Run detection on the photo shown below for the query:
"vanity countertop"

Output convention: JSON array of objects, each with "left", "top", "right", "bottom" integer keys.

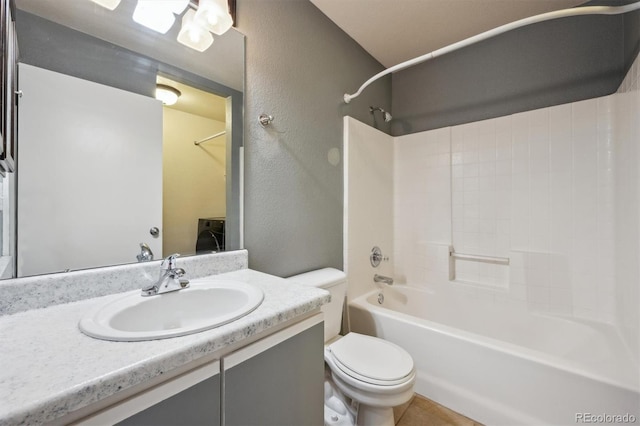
[{"left": 0, "top": 268, "right": 329, "bottom": 426}]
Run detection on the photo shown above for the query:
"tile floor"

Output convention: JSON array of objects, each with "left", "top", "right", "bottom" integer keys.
[{"left": 394, "top": 394, "right": 483, "bottom": 426}]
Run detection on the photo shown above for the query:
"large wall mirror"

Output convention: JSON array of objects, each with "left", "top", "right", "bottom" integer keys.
[{"left": 3, "top": 0, "right": 244, "bottom": 279}]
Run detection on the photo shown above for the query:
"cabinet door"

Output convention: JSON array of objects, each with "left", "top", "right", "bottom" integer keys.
[
  {"left": 117, "top": 374, "right": 220, "bottom": 426},
  {"left": 224, "top": 318, "right": 324, "bottom": 426},
  {"left": 74, "top": 361, "right": 220, "bottom": 426}
]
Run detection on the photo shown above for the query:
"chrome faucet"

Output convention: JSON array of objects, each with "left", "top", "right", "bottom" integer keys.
[
  {"left": 136, "top": 242, "right": 154, "bottom": 262},
  {"left": 374, "top": 274, "right": 394, "bottom": 286},
  {"left": 141, "top": 254, "right": 190, "bottom": 296}
]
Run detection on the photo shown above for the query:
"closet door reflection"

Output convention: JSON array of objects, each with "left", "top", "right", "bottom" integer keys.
[{"left": 17, "top": 64, "right": 162, "bottom": 277}]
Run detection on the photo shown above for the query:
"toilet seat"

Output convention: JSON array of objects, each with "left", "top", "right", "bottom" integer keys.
[{"left": 325, "top": 333, "right": 415, "bottom": 387}]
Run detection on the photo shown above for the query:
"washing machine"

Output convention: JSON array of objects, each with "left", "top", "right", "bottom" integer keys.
[{"left": 196, "top": 217, "right": 225, "bottom": 253}]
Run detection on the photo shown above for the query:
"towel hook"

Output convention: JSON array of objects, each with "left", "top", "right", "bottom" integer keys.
[{"left": 258, "top": 113, "right": 274, "bottom": 127}]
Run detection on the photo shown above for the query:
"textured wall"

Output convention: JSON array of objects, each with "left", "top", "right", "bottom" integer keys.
[
  {"left": 236, "top": 0, "right": 391, "bottom": 277},
  {"left": 391, "top": 10, "right": 638, "bottom": 135}
]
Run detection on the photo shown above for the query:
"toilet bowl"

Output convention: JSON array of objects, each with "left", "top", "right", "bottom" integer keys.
[
  {"left": 325, "top": 369, "right": 356, "bottom": 426},
  {"left": 325, "top": 333, "right": 415, "bottom": 425},
  {"left": 287, "top": 268, "right": 415, "bottom": 426}
]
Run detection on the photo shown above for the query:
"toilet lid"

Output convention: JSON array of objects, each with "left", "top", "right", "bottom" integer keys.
[{"left": 328, "top": 333, "right": 414, "bottom": 383}]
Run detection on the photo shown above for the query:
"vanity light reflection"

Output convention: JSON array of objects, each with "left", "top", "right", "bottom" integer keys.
[
  {"left": 92, "top": 0, "right": 233, "bottom": 52},
  {"left": 177, "top": 9, "right": 214, "bottom": 51}
]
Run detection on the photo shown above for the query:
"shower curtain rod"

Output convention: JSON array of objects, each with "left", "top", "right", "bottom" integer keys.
[{"left": 343, "top": 2, "right": 640, "bottom": 104}]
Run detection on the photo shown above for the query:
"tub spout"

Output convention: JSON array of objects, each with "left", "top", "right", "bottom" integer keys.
[{"left": 374, "top": 274, "right": 394, "bottom": 286}]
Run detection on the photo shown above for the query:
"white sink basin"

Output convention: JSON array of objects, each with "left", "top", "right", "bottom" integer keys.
[{"left": 79, "top": 279, "right": 264, "bottom": 341}]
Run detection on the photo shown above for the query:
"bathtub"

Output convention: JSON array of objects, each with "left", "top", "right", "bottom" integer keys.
[{"left": 348, "top": 285, "right": 639, "bottom": 425}]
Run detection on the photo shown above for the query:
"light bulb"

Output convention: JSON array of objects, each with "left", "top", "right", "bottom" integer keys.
[
  {"left": 194, "top": 0, "right": 233, "bottom": 35},
  {"left": 177, "top": 9, "right": 214, "bottom": 52},
  {"left": 206, "top": 14, "right": 219, "bottom": 27},
  {"left": 133, "top": 0, "right": 176, "bottom": 34},
  {"left": 189, "top": 29, "right": 200, "bottom": 43}
]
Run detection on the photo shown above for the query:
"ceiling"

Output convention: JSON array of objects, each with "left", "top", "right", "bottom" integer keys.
[
  {"left": 158, "top": 76, "right": 227, "bottom": 122},
  {"left": 310, "top": 0, "right": 585, "bottom": 68}
]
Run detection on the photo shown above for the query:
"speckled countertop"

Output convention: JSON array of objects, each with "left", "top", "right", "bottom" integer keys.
[{"left": 0, "top": 268, "right": 329, "bottom": 425}]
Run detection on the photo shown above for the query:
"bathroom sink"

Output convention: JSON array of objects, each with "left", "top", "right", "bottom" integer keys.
[{"left": 79, "top": 279, "right": 264, "bottom": 341}]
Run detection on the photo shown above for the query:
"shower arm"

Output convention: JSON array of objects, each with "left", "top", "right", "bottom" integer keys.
[{"left": 343, "top": 2, "right": 640, "bottom": 104}]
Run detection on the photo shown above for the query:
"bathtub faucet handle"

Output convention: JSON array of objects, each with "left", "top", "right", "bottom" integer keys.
[
  {"left": 370, "top": 246, "right": 383, "bottom": 267},
  {"left": 374, "top": 274, "right": 393, "bottom": 286}
]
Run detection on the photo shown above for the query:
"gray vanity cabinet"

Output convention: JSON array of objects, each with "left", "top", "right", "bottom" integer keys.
[
  {"left": 223, "top": 321, "right": 324, "bottom": 426},
  {"left": 92, "top": 316, "right": 324, "bottom": 426},
  {"left": 117, "top": 374, "right": 220, "bottom": 426}
]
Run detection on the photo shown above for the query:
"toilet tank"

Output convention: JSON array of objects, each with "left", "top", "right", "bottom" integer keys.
[{"left": 287, "top": 268, "right": 347, "bottom": 342}]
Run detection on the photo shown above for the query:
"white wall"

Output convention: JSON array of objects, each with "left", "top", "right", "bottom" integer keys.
[
  {"left": 344, "top": 117, "right": 394, "bottom": 300},
  {"left": 391, "top": 63, "right": 640, "bottom": 359},
  {"left": 400, "top": 98, "right": 619, "bottom": 320},
  {"left": 614, "top": 54, "right": 640, "bottom": 362},
  {"left": 394, "top": 127, "right": 450, "bottom": 286}
]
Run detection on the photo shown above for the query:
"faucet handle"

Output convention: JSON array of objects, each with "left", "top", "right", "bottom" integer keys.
[
  {"left": 161, "top": 253, "right": 180, "bottom": 270},
  {"left": 170, "top": 267, "right": 186, "bottom": 278}
]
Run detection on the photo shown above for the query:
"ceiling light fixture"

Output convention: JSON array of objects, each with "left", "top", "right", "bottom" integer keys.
[
  {"left": 90, "top": 0, "right": 121, "bottom": 10},
  {"left": 155, "top": 84, "right": 181, "bottom": 106},
  {"left": 177, "top": 9, "right": 214, "bottom": 52}
]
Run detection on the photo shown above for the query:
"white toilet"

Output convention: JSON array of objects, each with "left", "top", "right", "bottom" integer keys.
[{"left": 288, "top": 268, "right": 415, "bottom": 426}]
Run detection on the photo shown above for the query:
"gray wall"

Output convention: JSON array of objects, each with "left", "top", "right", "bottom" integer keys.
[
  {"left": 16, "top": 10, "right": 156, "bottom": 96},
  {"left": 392, "top": 9, "right": 639, "bottom": 135},
  {"left": 236, "top": 0, "right": 391, "bottom": 277}
]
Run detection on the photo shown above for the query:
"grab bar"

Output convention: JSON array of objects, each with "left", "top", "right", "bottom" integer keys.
[{"left": 449, "top": 250, "right": 509, "bottom": 265}]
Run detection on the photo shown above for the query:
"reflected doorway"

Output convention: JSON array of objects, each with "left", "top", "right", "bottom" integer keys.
[{"left": 159, "top": 76, "right": 228, "bottom": 256}]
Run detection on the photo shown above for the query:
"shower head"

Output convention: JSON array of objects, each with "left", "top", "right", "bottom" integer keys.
[{"left": 369, "top": 106, "right": 392, "bottom": 122}]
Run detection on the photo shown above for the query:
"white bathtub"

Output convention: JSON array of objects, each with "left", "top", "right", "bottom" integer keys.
[{"left": 348, "top": 285, "right": 639, "bottom": 425}]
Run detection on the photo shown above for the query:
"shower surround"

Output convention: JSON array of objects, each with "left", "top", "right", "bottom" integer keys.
[{"left": 343, "top": 56, "right": 640, "bottom": 424}]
